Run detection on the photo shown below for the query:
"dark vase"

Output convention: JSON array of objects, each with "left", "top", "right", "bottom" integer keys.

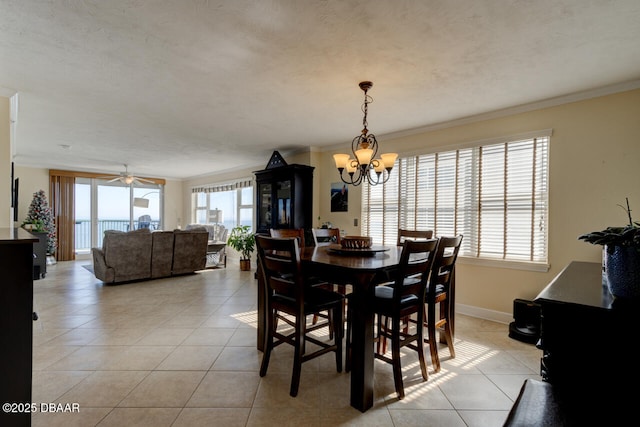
[{"left": 604, "top": 245, "right": 640, "bottom": 299}]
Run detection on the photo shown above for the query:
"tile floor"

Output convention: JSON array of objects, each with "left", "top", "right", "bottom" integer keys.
[{"left": 30, "top": 260, "right": 541, "bottom": 426}]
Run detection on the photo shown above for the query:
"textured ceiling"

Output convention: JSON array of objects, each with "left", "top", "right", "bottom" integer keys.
[{"left": 2, "top": 0, "right": 640, "bottom": 180}]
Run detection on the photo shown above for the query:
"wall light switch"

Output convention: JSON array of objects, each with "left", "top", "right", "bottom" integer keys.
[{"left": 354, "top": 218, "right": 358, "bottom": 227}]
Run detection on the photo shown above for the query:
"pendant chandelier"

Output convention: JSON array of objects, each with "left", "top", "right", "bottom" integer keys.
[{"left": 333, "top": 81, "right": 397, "bottom": 186}]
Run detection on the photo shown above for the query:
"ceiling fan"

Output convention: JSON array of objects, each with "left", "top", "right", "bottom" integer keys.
[{"left": 99, "top": 164, "right": 155, "bottom": 185}]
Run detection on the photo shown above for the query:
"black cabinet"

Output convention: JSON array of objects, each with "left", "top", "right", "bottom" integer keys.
[
  {"left": 0, "top": 228, "right": 37, "bottom": 427},
  {"left": 30, "top": 231, "right": 47, "bottom": 279},
  {"left": 254, "top": 152, "right": 314, "bottom": 235},
  {"left": 534, "top": 261, "right": 639, "bottom": 421}
]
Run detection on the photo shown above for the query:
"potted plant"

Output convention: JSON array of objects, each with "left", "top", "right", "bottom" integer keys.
[
  {"left": 578, "top": 198, "right": 640, "bottom": 299},
  {"left": 227, "top": 225, "right": 255, "bottom": 271},
  {"left": 21, "top": 219, "right": 45, "bottom": 232}
]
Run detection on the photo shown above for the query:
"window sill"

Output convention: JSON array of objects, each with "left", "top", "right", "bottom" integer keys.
[{"left": 457, "top": 256, "right": 550, "bottom": 272}]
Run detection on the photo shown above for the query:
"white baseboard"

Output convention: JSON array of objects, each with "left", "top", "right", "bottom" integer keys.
[{"left": 456, "top": 303, "right": 513, "bottom": 325}]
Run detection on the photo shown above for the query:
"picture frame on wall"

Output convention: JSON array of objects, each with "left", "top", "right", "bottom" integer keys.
[{"left": 330, "top": 182, "right": 348, "bottom": 212}]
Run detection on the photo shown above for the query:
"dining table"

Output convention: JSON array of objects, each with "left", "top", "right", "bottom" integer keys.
[{"left": 256, "top": 243, "right": 403, "bottom": 412}]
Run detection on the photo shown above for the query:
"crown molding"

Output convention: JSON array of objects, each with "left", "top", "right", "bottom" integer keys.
[{"left": 323, "top": 79, "right": 640, "bottom": 151}]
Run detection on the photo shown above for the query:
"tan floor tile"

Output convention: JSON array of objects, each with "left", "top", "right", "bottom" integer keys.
[
  {"left": 135, "top": 327, "right": 193, "bottom": 345},
  {"left": 156, "top": 345, "right": 223, "bottom": 370},
  {"left": 31, "top": 407, "right": 111, "bottom": 427},
  {"left": 45, "top": 346, "right": 125, "bottom": 371},
  {"left": 87, "top": 328, "right": 152, "bottom": 345},
  {"left": 227, "top": 328, "right": 258, "bottom": 346},
  {"left": 182, "top": 327, "right": 235, "bottom": 345},
  {"left": 246, "top": 406, "right": 323, "bottom": 427},
  {"left": 32, "top": 345, "right": 82, "bottom": 371},
  {"left": 252, "top": 371, "right": 322, "bottom": 409},
  {"left": 119, "top": 371, "right": 206, "bottom": 407},
  {"left": 32, "top": 370, "right": 92, "bottom": 403},
  {"left": 187, "top": 371, "right": 259, "bottom": 408},
  {"left": 57, "top": 370, "right": 149, "bottom": 407},
  {"left": 437, "top": 374, "right": 514, "bottom": 410},
  {"left": 389, "top": 409, "right": 467, "bottom": 426},
  {"left": 99, "top": 345, "right": 175, "bottom": 370},
  {"left": 161, "top": 315, "right": 209, "bottom": 328},
  {"left": 44, "top": 328, "right": 110, "bottom": 346},
  {"left": 210, "top": 346, "right": 262, "bottom": 371},
  {"left": 321, "top": 406, "right": 395, "bottom": 426},
  {"left": 172, "top": 408, "right": 250, "bottom": 427},
  {"left": 458, "top": 410, "right": 511, "bottom": 427},
  {"left": 96, "top": 408, "right": 180, "bottom": 426}
]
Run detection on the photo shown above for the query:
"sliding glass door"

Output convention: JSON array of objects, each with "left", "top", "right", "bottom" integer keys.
[{"left": 75, "top": 178, "right": 163, "bottom": 256}]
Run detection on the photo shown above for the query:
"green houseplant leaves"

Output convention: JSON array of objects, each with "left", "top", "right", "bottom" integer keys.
[{"left": 227, "top": 225, "right": 255, "bottom": 261}]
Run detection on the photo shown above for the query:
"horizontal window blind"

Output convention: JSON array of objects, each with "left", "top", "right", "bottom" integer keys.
[
  {"left": 362, "top": 134, "right": 549, "bottom": 263},
  {"left": 192, "top": 177, "right": 253, "bottom": 193}
]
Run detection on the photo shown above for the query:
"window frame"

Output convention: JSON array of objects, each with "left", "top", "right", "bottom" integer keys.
[{"left": 191, "top": 179, "right": 254, "bottom": 230}]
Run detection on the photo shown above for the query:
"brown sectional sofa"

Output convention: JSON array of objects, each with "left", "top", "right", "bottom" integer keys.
[{"left": 91, "top": 228, "right": 209, "bottom": 284}]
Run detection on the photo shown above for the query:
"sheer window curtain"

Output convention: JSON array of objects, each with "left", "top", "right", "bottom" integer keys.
[{"left": 50, "top": 174, "right": 75, "bottom": 261}]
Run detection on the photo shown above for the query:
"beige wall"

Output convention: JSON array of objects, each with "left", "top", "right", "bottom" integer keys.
[
  {"left": 162, "top": 179, "right": 182, "bottom": 230},
  {"left": 13, "top": 166, "right": 50, "bottom": 224},
  {"left": 0, "top": 97, "right": 10, "bottom": 226}
]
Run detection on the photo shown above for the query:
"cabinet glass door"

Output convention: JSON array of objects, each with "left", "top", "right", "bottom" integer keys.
[
  {"left": 259, "top": 183, "right": 272, "bottom": 229},
  {"left": 276, "top": 180, "right": 291, "bottom": 227}
]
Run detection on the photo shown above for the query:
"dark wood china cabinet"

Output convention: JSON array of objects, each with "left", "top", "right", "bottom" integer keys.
[{"left": 253, "top": 151, "right": 313, "bottom": 235}]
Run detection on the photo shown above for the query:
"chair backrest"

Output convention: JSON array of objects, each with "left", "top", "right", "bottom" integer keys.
[
  {"left": 390, "top": 239, "right": 439, "bottom": 309},
  {"left": 255, "top": 235, "right": 304, "bottom": 311},
  {"left": 397, "top": 229, "right": 434, "bottom": 246},
  {"left": 312, "top": 228, "right": 341, "bottom": 246},
  {"left": 270, "top": 228, "right": 306, "bottom": 248},
  {"left": 428, "top": 235, "right": 463, "bottom": 300},
  {"left": 138, "top": 214, "right": 152, "bottom": 229}
]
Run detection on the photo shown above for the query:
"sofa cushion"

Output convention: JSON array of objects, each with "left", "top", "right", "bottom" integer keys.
[
  {"left": 151, "top": 231, "right": 174, "bottom": 278},
  {"left": 172, "top": 229, "right": 209, "bottom": 275},
  {"left": 103, "top": 229, "right": 152, "bottom": 282}
]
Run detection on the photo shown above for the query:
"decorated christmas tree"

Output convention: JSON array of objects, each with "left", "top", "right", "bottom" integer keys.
[{"left": 24, "top": 189, "right": 57, "bottom": 255}]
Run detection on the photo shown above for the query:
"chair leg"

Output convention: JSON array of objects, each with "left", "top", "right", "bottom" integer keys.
[
  {"left": 416, "top": 312, "right": 429, "bottom": 381},
  {"left": 312, "top": 312, "right": 334, "bottom": 340},
  {"left": 334, "top": 305, "right": 343, "bottom": 373},
  {"left": 378, "top": 315, "right": 389, "bottom": 354},
  {"left": 290, "top": 315, "right": 305, "bottom": 397},
  {"left": 260, "top": 310, "right": 275, "bottom": 377},
  {"left": 442, "top": 300, "right": 455, "bottom": 358},
  {"left": 390, "top": 315, "right": 405, "bottom": 400},
  {"left": 426, "top": 305, "right": 441, "bottom": 373},
  {"left": 345, "top": 301, "right": 352, "bottom": 372}
]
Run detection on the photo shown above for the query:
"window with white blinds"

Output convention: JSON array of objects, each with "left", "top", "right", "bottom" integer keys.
[{"left": 361, "top": 133, "right": 549, "bottom": 264}]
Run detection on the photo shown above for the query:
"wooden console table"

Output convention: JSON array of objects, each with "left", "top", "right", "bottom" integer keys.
[{"left": 0, "top": 228, "right": 37, "bottom": 427}]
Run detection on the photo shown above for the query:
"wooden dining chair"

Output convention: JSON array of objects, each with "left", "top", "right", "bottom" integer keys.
[
  {"left": 346, "top": 239, "right": 439, "bottom": 400},
  {"left": 397, "top": 228, "right": 433, "bottom": 245},
  {"left": 377, "top": 228, "right": 434, "bottom": 354},
  {"left": 271, "top": 228, "right": 339, "bottom": 334},
  {"left": 269, "top": 228, "right": 306, "bottom": 248},
  {"left": 255, "top": 235, "right": 344, "bottom": 397},
  {"left": 423, "top": 234, "right": 463, "bottom": 372},
  {"left": 312, "top": 227, "right": 341, "bottom": 246},
  {"left": 312, "top": 227, "right": 350, "bottom": 335}
]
